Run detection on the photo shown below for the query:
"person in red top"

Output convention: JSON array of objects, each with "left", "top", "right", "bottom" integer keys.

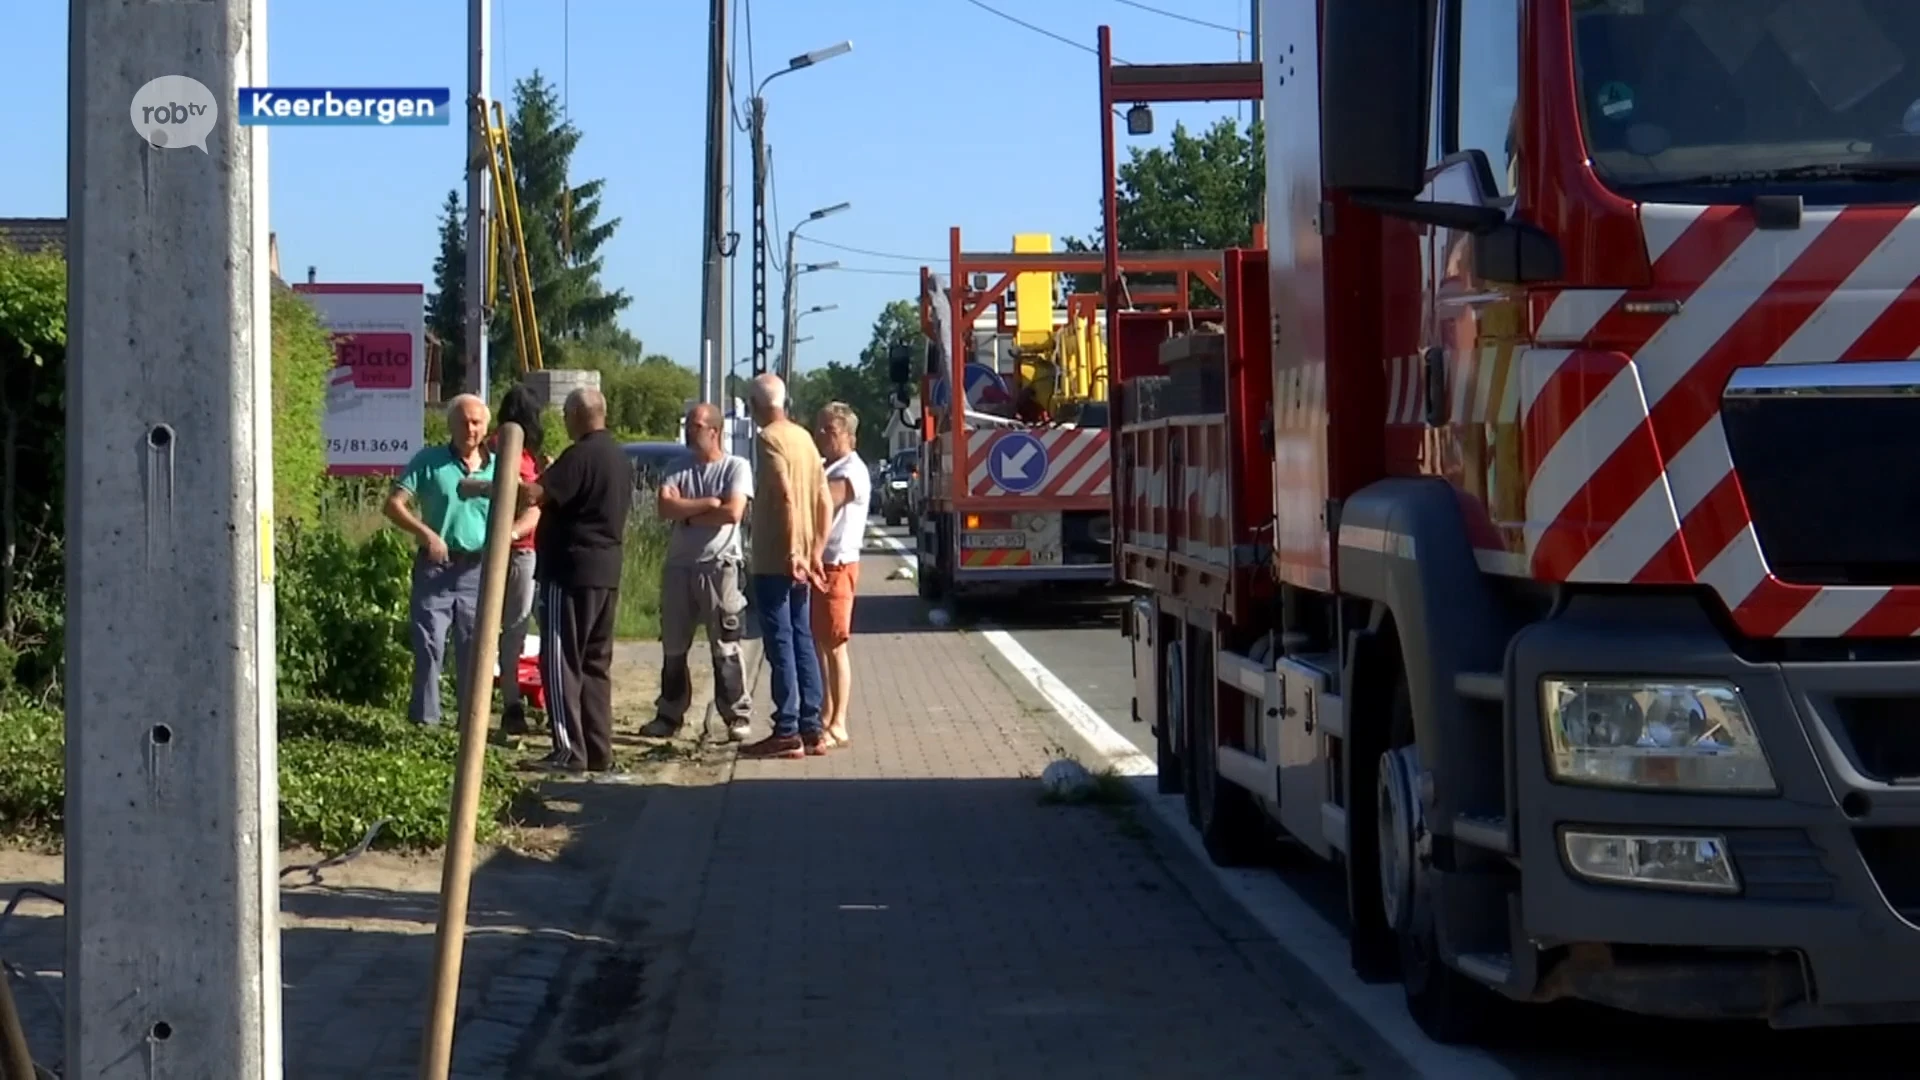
[{"left": 492, "top": 385, "right": 547, "bottom": 735}]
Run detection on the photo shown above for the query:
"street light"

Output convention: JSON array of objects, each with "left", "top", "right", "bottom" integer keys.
[
  {"left": 779, "top": 203, "right": 852, "bottom": 380},
  {"left": 787, "top": 305, "right": 836, "bottom": 373},
  {"left": 750, "top": 40, "right": 853, "bottom": 378}
]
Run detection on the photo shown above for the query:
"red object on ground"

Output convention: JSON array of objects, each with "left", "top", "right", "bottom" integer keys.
[{"left": 500, "top": 653, "right": 544, "bottom": 711}]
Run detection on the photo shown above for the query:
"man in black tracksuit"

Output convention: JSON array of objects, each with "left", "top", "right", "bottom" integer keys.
[{"left": 522, "top": 387, "right": 633, "bottom": 774}]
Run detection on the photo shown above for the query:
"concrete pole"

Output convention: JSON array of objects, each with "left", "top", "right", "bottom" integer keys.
[
  {"left": 67, "top": 0, "right": 280, "bottom": 1075},
  {"left": 464, "top": 0, "right": 492, "bottom": 395},
  {"left": 1250, "top": 0, "right": 1264, "bottom": 126},
  {"left": 749, "top": 97, "right": 771, "bottom": 376},
  {"left": 778, "top": 229, "right": 798, "bottom": 382},
  {"left": 697, "top": 0, "right": 730, "bottom": 405}
]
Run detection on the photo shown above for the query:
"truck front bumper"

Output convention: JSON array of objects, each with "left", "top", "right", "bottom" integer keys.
[{"left": 1507, "top": 596, "right": 1920, "bottom": 1026}]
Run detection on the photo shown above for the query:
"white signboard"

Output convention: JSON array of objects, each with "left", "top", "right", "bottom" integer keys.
[{"left": 293, "top": 283, "right": 426, "bottom": 475}]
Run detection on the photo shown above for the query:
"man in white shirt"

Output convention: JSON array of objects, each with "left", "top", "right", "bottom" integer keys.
[{"left": 810, "top": 401, "right": 870, "bottom": 748}]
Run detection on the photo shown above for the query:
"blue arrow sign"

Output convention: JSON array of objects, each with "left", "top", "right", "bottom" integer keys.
[{"left": 987, "top": 431, "right": 1047, "bottom": 494}]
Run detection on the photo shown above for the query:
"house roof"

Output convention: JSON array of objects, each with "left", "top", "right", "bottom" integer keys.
[{"left": 0, "top": 218, "right": 65, "bottom": 256}]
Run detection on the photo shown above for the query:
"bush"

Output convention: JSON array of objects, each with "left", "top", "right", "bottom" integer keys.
[
  {"left": 270, "top": 285, "right": 334, "bottom": 526},
  {"left": 0, "top": 700, "right": 61, "bottom": 838},
  {"left": 278, "top": 699, "right": 524, "bottom": 850},
  {"left": 276, "top": 523, "right": 414, "bottom": 706},
  {"left": 0, "top": 698, "right": 528, "bottom": 851}
]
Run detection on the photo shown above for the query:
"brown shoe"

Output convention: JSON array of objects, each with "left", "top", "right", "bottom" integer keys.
[
  {"left": 803, "top": 734, "right": 831, "bottom": 756},
  {"left": 742, "top": 733, "right": 805, "bottom": 759}
]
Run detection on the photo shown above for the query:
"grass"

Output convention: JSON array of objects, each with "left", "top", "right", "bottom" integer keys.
[{"left": 614, "top": 503, "right": 669, "bottom": 640}]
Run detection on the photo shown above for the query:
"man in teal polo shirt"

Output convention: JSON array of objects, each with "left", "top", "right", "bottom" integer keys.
[{"left": 383, "top": 393, "right": 497, "bottom": 724}]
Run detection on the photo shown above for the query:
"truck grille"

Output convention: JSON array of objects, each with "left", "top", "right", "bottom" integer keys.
[
  {"left": 1726, "top": 829, "right": 1833, "bottom": 903},
  {"left": 1826, "top": 697, "right": 1920, "bottom": 784},
  {"left": 1855, "top": 828, "right": 1920, "bottom": 923},
  {"left": 1721, "top": 390, "right": 1920, "bottom": 587}
]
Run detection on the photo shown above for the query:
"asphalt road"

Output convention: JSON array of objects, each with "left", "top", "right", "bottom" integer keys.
[{"left": 865, "top": 525, "right": 1920, "bottom": 1079}]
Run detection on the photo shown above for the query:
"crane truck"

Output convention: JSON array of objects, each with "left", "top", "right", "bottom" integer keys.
[
  {"left": 905, "top": 231, "right": 1200, "bottom": 604},
  {"left": 1104, "top": 0, "right": 1920, "bottom": 1043}
]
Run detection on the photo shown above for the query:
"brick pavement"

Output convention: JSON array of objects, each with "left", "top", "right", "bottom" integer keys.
[{"left": 607, "top": 539, "right": 1412, "bottom": 1079}]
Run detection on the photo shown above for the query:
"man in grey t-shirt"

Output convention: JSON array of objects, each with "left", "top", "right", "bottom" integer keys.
[{"left": 644, "top": 403, "right": 755, "bottom": 740}]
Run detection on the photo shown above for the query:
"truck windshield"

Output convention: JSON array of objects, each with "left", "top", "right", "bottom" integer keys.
[{"left": 1574, "top": 0, "right": 1920, "bottom": 198}]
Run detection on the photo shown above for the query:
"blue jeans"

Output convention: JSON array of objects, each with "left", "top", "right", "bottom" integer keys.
[{"left": 752, "top": 573, "right": 824, "bottom": 739}]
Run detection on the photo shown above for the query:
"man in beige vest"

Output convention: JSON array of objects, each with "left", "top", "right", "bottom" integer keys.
[{"left": 741, "top": 373, "right": 833, "bottom": 759}]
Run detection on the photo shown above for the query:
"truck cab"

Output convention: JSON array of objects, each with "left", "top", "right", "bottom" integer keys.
[{"left": 1117, "top": 0, "right": 1920, "bottom": 1041}]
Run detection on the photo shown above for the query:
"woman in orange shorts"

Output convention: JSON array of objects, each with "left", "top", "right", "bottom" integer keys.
[{"left": 811, "top": 402, "right": 871, "bottom": 747}]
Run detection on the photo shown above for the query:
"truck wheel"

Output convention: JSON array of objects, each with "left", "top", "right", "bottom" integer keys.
[
  {"left": 1157, "top": 637, "right": 1185, "bottom": 796},
  {"left": 1187, "top": 636, "right": 1263, "bottom": 867},
  {"left": 917, "top": 521, "right": 946, "bottom": 602},
  {"left": 1379, "top": 674, "right": 1497, "bottom": 1044}
]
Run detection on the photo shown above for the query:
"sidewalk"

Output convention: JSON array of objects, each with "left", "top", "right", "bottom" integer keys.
[{"left": 528, "top": 539, "right": 1411, "bottom": 1079}]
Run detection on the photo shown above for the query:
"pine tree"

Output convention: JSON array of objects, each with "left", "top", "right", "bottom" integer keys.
[
  {"left": 425, "top": 189, "right": 467, "bottom": 398},
  {"left": 495, "top": 71, "right": 632, "bottom": 373}
]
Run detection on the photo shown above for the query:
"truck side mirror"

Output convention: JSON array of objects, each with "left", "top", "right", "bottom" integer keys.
[
  {"left": 1475, "top": 219, "right": 1564, "bottom": 285},
  {"left": 1321, "top": 0, "right": 1432, "bottom": 198},
  {"left": 887, "top": 343, "right": 912, "bottom": 386}
]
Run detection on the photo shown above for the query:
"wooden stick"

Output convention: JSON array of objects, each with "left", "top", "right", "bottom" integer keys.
[{"left": 418, "top": 422, "right": 524, "bottom": 1079}]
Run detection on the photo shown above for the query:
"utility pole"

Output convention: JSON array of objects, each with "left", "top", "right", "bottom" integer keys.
[
  {"left": 1250, "top": 0, "right": 1264, "bottom": 126},
  {"left": 69, "top": 0, "right": 280, "bottom": 1074},
  {"left": 750, "top": 98, "right": 771, "bottom": 377},
  {"left": 464, "top": 0, "right": 492, "bottom": 395},
  {"left": 778, "top": 228, "right": 798, "bottom": 381},
  {"left": 697, "top": 0, "right": 730, "bottom": 405}
]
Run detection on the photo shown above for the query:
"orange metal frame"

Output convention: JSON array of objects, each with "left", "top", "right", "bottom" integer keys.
[{"left": 919, "top": 227, "right": 1226, "bottom": 514}]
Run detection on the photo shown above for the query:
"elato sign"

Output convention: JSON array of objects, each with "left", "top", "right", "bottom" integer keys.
[{"left": 236, "top": 88, "right": 451, "bottom": 126}]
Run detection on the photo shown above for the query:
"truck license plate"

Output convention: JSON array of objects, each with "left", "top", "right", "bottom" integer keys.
[{"left": 961, "top": 531, "right": 1026, "bottom": 549}]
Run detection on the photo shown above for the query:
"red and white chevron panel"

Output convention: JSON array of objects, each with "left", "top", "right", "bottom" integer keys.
[
  {"left": 966, "top": 427, "right": 1111, "bottom": 498},
  {"left": 1517, "top": 202, "right": 1920, "bottom": 639}
]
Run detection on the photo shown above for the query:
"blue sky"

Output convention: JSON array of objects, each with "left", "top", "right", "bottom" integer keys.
[{"left": 4, "top": 1, "right": 1250, "bottom": 376}]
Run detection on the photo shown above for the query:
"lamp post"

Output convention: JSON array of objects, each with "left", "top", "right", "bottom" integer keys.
[
  {"left": 787, "top": 303, "right": 837, "bottom": 375},
  {"left": 778, "top": 258, "right": 838, "bottom": 381},
  {"left": 779, "top": 203, "right": 848, "bottom": 378},
  {"left": 750, "top": 41, "right": 853, "bottom": 378}
]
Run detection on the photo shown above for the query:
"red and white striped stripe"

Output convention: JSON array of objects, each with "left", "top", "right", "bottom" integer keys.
[
  {"left": 1521, "top": 202, "right": 1920, "bottom": 638},
  {"left": 965, "top": 427, "right": 1112, "bottom": 498}
]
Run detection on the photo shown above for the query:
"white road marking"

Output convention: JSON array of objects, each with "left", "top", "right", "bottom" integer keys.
[{"left": 864, "top": 527, "right": 1512, "bottom": 1080}]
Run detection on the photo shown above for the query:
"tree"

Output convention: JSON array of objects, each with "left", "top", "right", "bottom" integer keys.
[
  {"left": 787, "top": 299, "right": 926, "bottom": 461},
  {"left": 425, "top": 190, "right": 466, "bottom": 399},
  {"left": 1067, "top": 116, "right": 1264, "bottom": 304},
  {"left": 489, "top": 71, "right": 632, "bottom": 376},
  {"left": 602, "top": 355, "right": 698, "bottom": 438}
]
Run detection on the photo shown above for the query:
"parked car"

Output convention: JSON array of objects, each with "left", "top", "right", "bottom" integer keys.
[
  {"left": 878, "top": 448, "right": 917, "bottom": 527},
  {"left": 623, "top": 441, "right": 687, "bottom": 491}
]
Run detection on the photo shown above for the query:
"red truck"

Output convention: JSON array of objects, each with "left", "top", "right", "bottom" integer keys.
[{"left": 1106, "top": 0, "right": 1920, "bottom": 1043}]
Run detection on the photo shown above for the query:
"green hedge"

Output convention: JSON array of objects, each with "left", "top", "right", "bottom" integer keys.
[{"left": 0, "top": 698, "right": 526, "bottom": 851}]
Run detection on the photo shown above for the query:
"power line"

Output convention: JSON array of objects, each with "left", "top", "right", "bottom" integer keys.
[
  {"left": 1109, "top": 0, "right": 1242, "bottom": 35},
  {"left": 797, "top": 236, "right": 941, "bottom": 264},
  {"left": 821, "top": 265, "right": 921, "bottom": 277},
  {"left": 957, "top": 0, "right": 1112, "bottom": 59}
]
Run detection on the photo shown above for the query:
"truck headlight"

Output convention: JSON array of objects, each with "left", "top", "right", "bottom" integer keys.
[{"left": 1541, "top": 678, "right": 1775, "bottom": 793}]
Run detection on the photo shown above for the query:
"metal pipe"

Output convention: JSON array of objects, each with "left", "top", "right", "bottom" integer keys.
[
  {"left": 417, "top": 422, "right": 524, "bottom": 1079},
  {"left": 465, "top": 0, "right": 492, "bottom": 393}
]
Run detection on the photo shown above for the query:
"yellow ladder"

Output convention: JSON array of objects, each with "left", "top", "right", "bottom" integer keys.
[{"left": 472, "top": 98, "right": 544, "bottom": 374}]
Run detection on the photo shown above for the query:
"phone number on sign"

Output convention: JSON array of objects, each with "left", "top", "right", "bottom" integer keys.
[{"left": 327, "top": 438, "right": 411, "bottom": 454}]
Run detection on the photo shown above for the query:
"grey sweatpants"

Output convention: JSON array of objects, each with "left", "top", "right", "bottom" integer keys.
[
  {"left": 655, "top": 558, "right": 752, "bottom": 725},
  {"left": 408, "top": 553, "right": 482, "bottom": 724},
  {"left": 497, "top": 549, "right": 537, "bottom": 709}
]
